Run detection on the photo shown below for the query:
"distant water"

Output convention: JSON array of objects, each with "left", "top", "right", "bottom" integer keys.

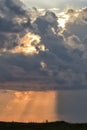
[{"left": 0, "top": 89, "right": 87, "bottom": 123}]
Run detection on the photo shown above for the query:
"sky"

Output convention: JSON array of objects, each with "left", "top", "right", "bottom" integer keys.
[
  {"left": 0, "top": 0, "right": 87, "bottom": 123},
  {"left": 21, "top": 0, "right": 87, "bottom": 9}
]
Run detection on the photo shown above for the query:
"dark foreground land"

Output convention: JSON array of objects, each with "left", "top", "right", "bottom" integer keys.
[{"left": 0, "top": 121, "right": 87, "bottom": 130}]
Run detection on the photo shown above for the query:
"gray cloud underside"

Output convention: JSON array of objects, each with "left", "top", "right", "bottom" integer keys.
[{"left": 0, "top": 0, "right": 87, "bottom": 90}]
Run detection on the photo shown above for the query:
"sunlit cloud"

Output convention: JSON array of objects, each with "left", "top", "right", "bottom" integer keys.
[
  {"left": 9, "top": 32, "right": 46, "bottom": 55},
  {"left": 40, "top": 61, "right": 47, "bottom": 71}
]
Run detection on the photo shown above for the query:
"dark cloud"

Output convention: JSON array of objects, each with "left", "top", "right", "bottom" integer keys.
[
  {"left": 0, "top": 18, "right": 19, "bottom": 32},
  {"left": 5, "top": 0, "right": 27, "bottom": 16},
  {"left": 34, "top": 11, "right": 58, "bottom": 35},
  {"left": 0, "top": 0, "right": 31, "bottom": 49}
]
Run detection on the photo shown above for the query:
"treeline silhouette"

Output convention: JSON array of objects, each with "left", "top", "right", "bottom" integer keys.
[{"left": 0, "top": 121, "right": 87, "bottom": 130}]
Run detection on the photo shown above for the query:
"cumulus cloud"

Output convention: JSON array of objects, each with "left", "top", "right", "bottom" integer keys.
[{"left": 0, "top": 0, "right": 87, "bottom": 90}]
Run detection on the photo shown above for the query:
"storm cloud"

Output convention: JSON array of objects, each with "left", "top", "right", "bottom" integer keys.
[{"left": 0, "top": 0, "right": 87, "bottom": 90}]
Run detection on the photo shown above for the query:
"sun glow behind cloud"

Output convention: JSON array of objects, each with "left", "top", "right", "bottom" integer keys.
[{"left": 58, "top": 12, "right": 70, "bottom": 28}]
